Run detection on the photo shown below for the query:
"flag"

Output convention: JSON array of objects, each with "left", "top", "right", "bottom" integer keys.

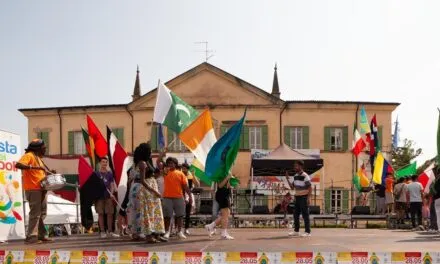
[
  {"left": 153, "top": 82, "right": 199, "bottom": 133},
  {"left": 86, "top": 115, "right": 108, "bottom": 158},
  {"left": 351, "top": 129, "right": 366, "bottom": 156},
  {"left": 369, "top": 114, "right": 378, "bottom": 155},
  {"left": 392, "top": 116, "right": 399, "bottom": 149},
  {"left": 78, "top": 155, "right": 94, "bottom": 187},
  {"left": 81, "top": 127, "right": 96, "bottom": 169},
  {"left": 191, "top": 159, "right": 213, "bottom": 186},
  {"left": 418, "top": 162, "right": 435, "bottom": 193},
  {"left": 359, "top": 106, "right": 371, "bottom": 134},
  {"left": 353, "top": 164, "right": 369, "bottom": 193},
  {"left": 179, "top": 109, "right": 217, "bottom": 166},
  {"left": 107, "top": 126, "right": 131, "bottom": 204},
  {"left": 396, "top": 162, "right": 417, "bottom": 179},
  {"left": 206, "top": 110, "right": 246, "bottom": 182},
  {"left": 158, "top": 123, "right": 165, "bottom": 149},
  {"left": 191, "top": 159, "right": 239, "bottom": 187},
  {"left": 372, "top": 152, "right": 393, "bottom": 185}
]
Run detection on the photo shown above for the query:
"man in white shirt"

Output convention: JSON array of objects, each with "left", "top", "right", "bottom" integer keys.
[
  {"left": 285, "top": 160, "right": 312, "bottom": 237},
  {"left": 406, "top": 175, "right": 424, "bottom": 229}
]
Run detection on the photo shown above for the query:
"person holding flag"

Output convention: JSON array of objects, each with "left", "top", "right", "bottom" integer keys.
[
  {"left": 93, "top": 157, "right": 119, "bottom": 238},
  {"left": 205, "top": 173, "right": 234, "bottom": 240}
]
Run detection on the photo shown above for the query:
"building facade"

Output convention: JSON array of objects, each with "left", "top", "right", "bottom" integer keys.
[{"left": 19, "top": 62, "right": 399, "bottom": 213}]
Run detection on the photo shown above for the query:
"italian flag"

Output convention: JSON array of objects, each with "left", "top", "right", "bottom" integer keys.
[
  {"left": 153, "top": 82, "right": 199, "bottom": 134},
  {"left": 351, "top": 129, "right": 366, "bottom": 156},
  {"left": 179, "top": 109, "right": 217, "bottom": 166},
  {"left": 419, "top": 162, "right": 435, "bottom": 194}
]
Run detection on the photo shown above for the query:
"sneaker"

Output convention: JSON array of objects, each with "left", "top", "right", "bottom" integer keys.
[
  {"left": 177, "top": 231, "right": 187, "bottom": 239},
  {"left": 301, "top": 232, "right": 311, "bottom": 237},
  {"left": 205, "top": 224, "right": 214, "bottom": 237},
  {"left": 221, "top": 234, "right": 234, "bottom": 240},
  {"left": 100, "top": 232, "right": 107, "bottom": 238},
  {"left": 109, "top": 232, "right": 120, "bottom": 238},
  {"left": 184, "top": 229, "right": 191, "bottom": 236},
  {"left": 163, "top": 232, "right": 170, "bottom": 240},
  {"left": 288, "top": 231, "right": 300, "bottom": 237}
]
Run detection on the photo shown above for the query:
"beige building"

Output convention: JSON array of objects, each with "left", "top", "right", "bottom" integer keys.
[{"left": 19, "top": 62, "right": 399, "bottom": 214}]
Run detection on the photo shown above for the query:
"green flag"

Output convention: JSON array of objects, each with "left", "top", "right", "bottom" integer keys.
[
  {"left": 153, "top": 82, "right": 198, "bottom": 133},
  {"left": 396, "top": 162, "right": 417, "bottom": 179},
  {"left": 353, "top": 174, "right": 361, "bottom": 193},
  {"left": 191, "top": 159, "right": 239, "bottom": 187},
  {"left": 205, "top": 110, "right": 246, "bottom": 182}
]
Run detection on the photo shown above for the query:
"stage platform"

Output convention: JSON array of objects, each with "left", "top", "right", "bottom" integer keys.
[{"left": 2, "top": 228, "right": 440, "bottom": 252}]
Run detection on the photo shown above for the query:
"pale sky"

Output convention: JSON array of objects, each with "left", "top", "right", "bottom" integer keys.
[{"left": 1, "top": 1, "right": 439, "bottom": 164}]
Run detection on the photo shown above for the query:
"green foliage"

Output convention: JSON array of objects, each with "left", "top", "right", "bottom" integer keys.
[{"left": 391, "top": 138, "right": 422, "bottom": 170}]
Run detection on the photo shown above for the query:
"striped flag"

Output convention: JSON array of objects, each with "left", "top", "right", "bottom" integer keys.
[
  {"left": 81, "top": 127, "right": 96, "bottom": 169},
  {"left": 86, "top": 115, "right": 108, "bottom": 158},
  {"left": 179, "top": 109, "right": 217, "bottom": 166},
  {"left": 359, "top": 106, "right": 371, "bottom": 134},
  {"left": 107, "top": 126, "right": 131, "bottom": 204},
  {"left": 372, "top": 152, "right": 394, "bottom": 185}
]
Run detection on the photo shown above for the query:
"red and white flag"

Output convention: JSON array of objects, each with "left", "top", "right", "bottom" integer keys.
[
  {"left": 107, "top": 126, "right": 131, "bottom": 204},
  {"left": 418, "top": 162, "right": 435, "bottom": 193},
  {"left": 351, "top": 129, "right": 367, "bottom": 156}
]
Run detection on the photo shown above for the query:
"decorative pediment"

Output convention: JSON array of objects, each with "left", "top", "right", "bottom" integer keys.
[{"left": 128, "top": 62, "right": 283, "bottom": 110}]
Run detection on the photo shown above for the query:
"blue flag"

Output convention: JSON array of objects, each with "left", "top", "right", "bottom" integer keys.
[
  {"left": 205, "top": 110, "right": 246, "bottom": 182},
  {"left": 158, "top": 123, "right": 165, "bottom": 149}
]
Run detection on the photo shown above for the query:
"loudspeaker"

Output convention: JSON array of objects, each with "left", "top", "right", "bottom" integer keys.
[
  {"left": 309, "top": 206, "right": 320, "bottom": 215},
  {"left": 351, "top": 206, "right": 370, "bottom": 215},
  {"left": 252, "top": 205, "right": 269, "bottom": 214}
]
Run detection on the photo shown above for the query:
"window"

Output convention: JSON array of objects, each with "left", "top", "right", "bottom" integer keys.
[
  {"left": 330, "top": 128, "right": 343, "bottom": 151},
  {"left": 290, "top": 127, "right": 303, "bottom": 149},
  {"left": 168, "top": 132, "right": 186, "bottom": 152},
  {"left": 331, "top": 189, "right": 342, "bottom": 214},
  {"left": 36, "top": 131, "right": 49, "bottom": 154},
  {"left": 249, "top": 126, "right": 262, "bottom": 149},
  {"left": 68, "top": 131, "right": 86, "bottom": 155}
]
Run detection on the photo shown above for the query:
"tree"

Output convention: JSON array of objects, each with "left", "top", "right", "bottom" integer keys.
[{"left": 391, "top": 138, "right": 422, "bottom": 170}]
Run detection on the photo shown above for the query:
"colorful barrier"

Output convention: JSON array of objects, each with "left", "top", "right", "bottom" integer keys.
[{"left": 0, "top": 250, "right": 440, "bottom": 263}]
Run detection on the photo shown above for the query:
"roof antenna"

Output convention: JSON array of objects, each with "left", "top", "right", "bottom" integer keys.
[{"left": 194, "top": 41, "right": 215, "bottom": 62}]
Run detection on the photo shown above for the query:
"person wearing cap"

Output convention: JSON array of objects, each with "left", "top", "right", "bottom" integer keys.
[
  {"left": 284, "top": 160, "right": 312, "bottom": 237},
  {"left": 15, "top": 139, "right": 54, "bottom": 244}
]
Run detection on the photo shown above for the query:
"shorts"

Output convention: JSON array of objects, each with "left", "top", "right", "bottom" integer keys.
[
  {"left": 95, "top": 198, "right": 114, "bottom": 214},
  {"left": 215, "top": 195, "right": 230, "bottom": 209},
  {"left": 385, "top": 192, "right": 394, "bottom": 205},
  {"left": 162, "top": 197, "right": 185, "bottom": 218}
]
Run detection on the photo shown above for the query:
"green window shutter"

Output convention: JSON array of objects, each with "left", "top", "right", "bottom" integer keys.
[
  {"left": 284, "top": 126, "right": 291, "bottom": 147},
  {"left": 39, "top": 132, "right": 49, "bottom": 154},
  {"left": 302, "top": 126, "right": 309, "bottom": 149},
  {"left": 167, "top": 129, "right": 174, "bottom": 150},
  {"left": 324, "top": 189, "right": 331, "bottom": 214},
  {"left": 324, "top": 127, "right": 330, "bottom": 151},
  {"left": 342, "top": 189, "right": 349, "bottom": 213},
  {"left": 262, "top": 125, "right": 268, "bottom": 149},
  {"left": 220, "top": 125, "right": 227, "bottom": 136},
  {"left": 342, "top": 126, "right": 349, "bottom": 151},
  {"left": 113, "top": 128, "right": 124, "bottom": 147},
  {"left": 377, "top": 126, "right": 383, "bottom": 151},
  {"left": 241, "top": 126, "right": 249, "bottom": 150},
  {"left": 68, "top": 131, "right": 74, "bottom": 154},
  {"left": 150, "top": 125, "right": 158, "bottom": 151}
]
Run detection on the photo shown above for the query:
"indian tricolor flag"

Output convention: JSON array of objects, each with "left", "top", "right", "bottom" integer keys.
[
  {"left": 351, "top": 129, "right": 366, "bottom": 156},
  {"left": 179, "top": 109, "right": 217, "bottom": 165}
]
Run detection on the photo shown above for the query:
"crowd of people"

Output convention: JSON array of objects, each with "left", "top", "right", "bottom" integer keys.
[
  {"left": 16, "top": 140, "right": 235, "bottom": 244},
  {"left": 374, "top": 168, "right": 440, "bottom": 232}
]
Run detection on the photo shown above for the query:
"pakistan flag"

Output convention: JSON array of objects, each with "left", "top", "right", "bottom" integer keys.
[{"left": 153, "top": 82, "right": 199, "bottom": 133}]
